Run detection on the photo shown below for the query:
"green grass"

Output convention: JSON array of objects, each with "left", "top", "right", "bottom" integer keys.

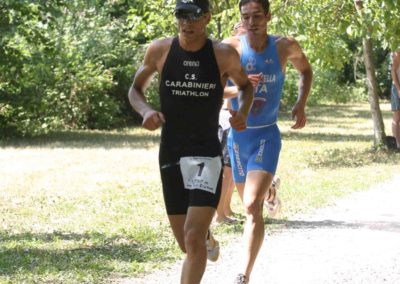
[{"left": 0, "top": 102, "right": 399, "bottom": 283}]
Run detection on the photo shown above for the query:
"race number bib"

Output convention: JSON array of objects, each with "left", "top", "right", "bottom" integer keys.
[{"left": 179, "top": 156, "right": 222, "bottom": 194}]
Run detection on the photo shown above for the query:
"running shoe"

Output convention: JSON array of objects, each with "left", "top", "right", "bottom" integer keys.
[
  {"left": 234, "top": 273, "right": 247, "bottom": 284},
  {"left": 206, "top": 230, "right": 220, "bottom": 262},
  {"left": 265, "top": 176, "right": 282, "bottom": 218}
]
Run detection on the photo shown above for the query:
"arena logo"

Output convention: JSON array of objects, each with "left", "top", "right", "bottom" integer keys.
[
  {"left": 183, "top": 61, "right": 200, "bottom": 67},
  {"left": 182, "top": 0, "right": 194, "bottom": 3}
]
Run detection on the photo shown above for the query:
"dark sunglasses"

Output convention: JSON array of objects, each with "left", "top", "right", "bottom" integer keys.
[{"left": 175, "top": 11, "right": 204, "bottom": 21}]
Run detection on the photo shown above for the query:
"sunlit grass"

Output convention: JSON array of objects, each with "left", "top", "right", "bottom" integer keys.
[{"left": 0, "top": 102, "right": 399, "bottom": 283}]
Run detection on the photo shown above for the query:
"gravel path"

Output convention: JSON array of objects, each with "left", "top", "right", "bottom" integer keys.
[{"left": 126, "top": 175, "right": 400, "bottom": 284}]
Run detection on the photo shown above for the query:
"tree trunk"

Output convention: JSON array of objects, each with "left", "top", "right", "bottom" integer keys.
[
  {"left": 355, "top": 0, "right": 386, "bottom": 148},
  {"left": 362, "top": 37, "right": 386, "bottom": 148}
]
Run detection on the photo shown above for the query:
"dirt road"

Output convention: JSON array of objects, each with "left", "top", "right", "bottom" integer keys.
[{"left": 128, "top": 175, "right": 400, "bottom": 284}]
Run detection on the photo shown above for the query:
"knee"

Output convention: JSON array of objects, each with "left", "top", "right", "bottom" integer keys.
[
  {"left": 244, "top": 199, "right": 263, "bottom": 218},
  {"left": 184, "top": 228, "right": 205, "bottom": 253}
]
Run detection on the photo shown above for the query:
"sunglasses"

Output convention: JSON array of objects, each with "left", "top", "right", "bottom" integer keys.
[{"left": 175, "top": 11, "right": 204, "bottom": 21}]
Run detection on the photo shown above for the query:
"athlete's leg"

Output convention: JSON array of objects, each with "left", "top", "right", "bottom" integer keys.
[
  {"left": 215, "top": 166, "right": 237, "bottom": 223},
  {"left": 161, "top": 163, "right": 188, "bottom": 252},
  {"left": 236, "top": 182, "right": 245, "bottom": 202},
  {"left": 392, "top": 110, "right": 400, "bottom": 148},
  {"left": 215, "top": 166, "right": 231, "bottom": 222},
  {"left": 181, "top": 206, "right": 215, "bottom": 284},
  {"left": 167, "top": 215, "right": 186, "bottom": 252},
  {"left": 240, "top": 170, "right": 273, "bottom": 281},
  {"left": 223, "top": 166, "right": 236, "bottom": 217}
]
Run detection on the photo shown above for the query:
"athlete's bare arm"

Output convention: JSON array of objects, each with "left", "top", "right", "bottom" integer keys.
[
  {"left": 277, "top": 37, "right": 313, "bottom": 129},
  {"left": 391, "top": 51, "right": 400, "bottom": 96},
  {"left": 221, "top": 37, "right": 244, "bottom": 99},
  {"left": 128, "top": 39, "right": 171, "bottom": 130},
  {"left": 215, "top": 42, "right": 253, "bottom": 131}
]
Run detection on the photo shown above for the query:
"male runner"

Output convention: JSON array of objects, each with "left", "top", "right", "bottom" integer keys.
[
  {"left": 224, "top": 1, "right": 313, "bottom": 283},
  {"left": 128, "top": 1, "right": 253, "bottom": 283}
]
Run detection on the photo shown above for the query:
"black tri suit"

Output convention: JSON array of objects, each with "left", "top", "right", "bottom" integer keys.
[{"left": 159, "top": 37, "right": 224, "bottom": 215}]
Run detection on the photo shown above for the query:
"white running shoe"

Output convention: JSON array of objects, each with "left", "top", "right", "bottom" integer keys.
[
  {"left": 234, "top": 273, "right": 247, "bottom": 284},
  {"left": 206, "top": 230, "right": 220, "bottom": 262}
]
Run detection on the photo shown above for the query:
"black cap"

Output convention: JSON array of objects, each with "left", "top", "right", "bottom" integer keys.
[{"left": 174, "top": 0, "right": 209, "bottom": 15}]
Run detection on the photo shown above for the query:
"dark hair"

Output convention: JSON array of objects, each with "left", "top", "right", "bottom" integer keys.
[{"left": 239, "top": 0, "right": 270, "bottom": 13}]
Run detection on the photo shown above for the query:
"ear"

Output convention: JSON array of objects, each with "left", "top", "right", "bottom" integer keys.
[
  {"left": 266, "top": 12, "right": 272, "bottom": 22},
  {"left": 205, "top": 12, "right": 211, "bottom": 24}
]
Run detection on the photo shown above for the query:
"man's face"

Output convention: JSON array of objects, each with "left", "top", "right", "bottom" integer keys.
[
  {"left": 175, "top": 11, "right": 210, "bottom": 40},
  {"left": 240, "top": 2, "right": 270, "bottom": 36}
]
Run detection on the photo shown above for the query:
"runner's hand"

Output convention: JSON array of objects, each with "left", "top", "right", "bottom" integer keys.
[
  {"left": 229, "top": 110, "right": 247, "bottom": 131},
  {"left": 142, "top": 110, "right": 165, "bottom": 131},
  {"left": 291, "top": 103, "right": 306, "bottom": 129},
  {"left": 248, "top": 73, "right": 263, "bottom": 87}
]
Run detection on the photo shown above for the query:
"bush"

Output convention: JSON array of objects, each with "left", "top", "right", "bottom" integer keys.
[
  {"left": 0, "top": 1, "right": 142, "bottom": 137},
  {"left": 282, "top": 66, "right": 368, "bottom": 107}
]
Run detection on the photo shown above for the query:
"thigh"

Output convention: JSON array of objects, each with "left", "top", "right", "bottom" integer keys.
[
  {"left": 184, "top": 206, "right": 215, "bottom": 237},
  {"left": 227, "top": 130, "right": 250, "bottom": 183},
  {"left": 188, "top": 166, "right": 223, "bottom": 209},
  {"left": 160, "top": 163, "right": 189, "bottom": 215},
  {"left": 168, "top": 214, "right": 186, "bottom": 252},
  {"left": 161, "top": 155, "right": 223, "bottom": 214},
  {"left": 243, "top": 170, "right": 274, "bottom": 210},
  {"left": 247, "top": 125, "right": 282, "bottom": 175}
]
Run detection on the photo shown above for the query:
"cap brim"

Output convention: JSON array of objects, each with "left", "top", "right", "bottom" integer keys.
[{"left": 174, "top": 4, "right": 203, "bottom": 14}]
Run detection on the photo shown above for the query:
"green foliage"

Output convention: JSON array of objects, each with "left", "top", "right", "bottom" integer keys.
[
  {"left": 1, "top": 0, "right": 399, "bottom": 137},
  {"left": 356, "top": 0, "right": 400, "bottom": 50},
  {"left": 0, "top": 0, "right": 141, "bottom": 138},
  {"left": 270, "top": 1, "right": 354, "bottom": 70},
  {"left": 127, "top": 0, "right": 176, "bottom": 42},
  {"left": 282, "top": 67, "right": 368, "bottom": 107},
  {"left": 270, "top": 0, "right": 397, "bottom": 111}
]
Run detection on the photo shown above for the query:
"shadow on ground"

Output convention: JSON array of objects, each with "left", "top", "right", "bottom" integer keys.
[
  {"left": 267, "top": 219, "right": 400, "bottom": 233},
  {"left": 0, "top": 130, "right": 160, "bottom": 149}
]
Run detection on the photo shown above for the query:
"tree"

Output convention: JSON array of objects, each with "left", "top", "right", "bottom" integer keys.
[
  {"left": 354, "top": 0, "right": 385, "bottom": 148},
  {"left": 2, "top": 0, "right": 399, "bottom": 140},
  {"left": 0, "top": 0, "right": 138, "bottom": 137},
  {"left": 269, "top": 0, "right": 400, "bottom": 148}
]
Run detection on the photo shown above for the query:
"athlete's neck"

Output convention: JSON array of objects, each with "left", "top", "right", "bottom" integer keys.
[
  {"left": 179, "top": 35, "right": 207, "bottom": 52},
  {"left": 247, "top": 33, "right": 269, "bottom": 53}
]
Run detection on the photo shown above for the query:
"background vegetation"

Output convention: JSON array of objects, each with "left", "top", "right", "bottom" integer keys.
[{"left": 1, "top": 0, "right": 399, "bottom": 139}]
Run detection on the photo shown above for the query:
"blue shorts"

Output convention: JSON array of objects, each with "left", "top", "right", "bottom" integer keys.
[
  {"left": 227, "top": 124, "right": 282, "bottom": 183},
  {"left": 391, "top": 85, "right": 400, "bottom": 111}
]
